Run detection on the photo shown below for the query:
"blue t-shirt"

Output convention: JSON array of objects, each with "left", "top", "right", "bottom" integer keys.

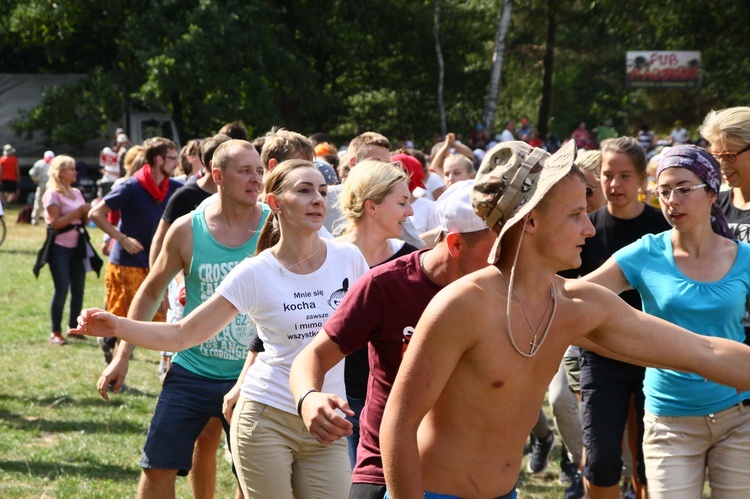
[
  {"left": 103, "top": 176, "right": 182, "bottom": 268},
  {"left": 614, "top": 231, "right": 750, "bottom": 416}
]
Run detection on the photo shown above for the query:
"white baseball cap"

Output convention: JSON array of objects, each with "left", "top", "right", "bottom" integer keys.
[{"left": 436, "top": 180, "right": 487, "bottom": 234}]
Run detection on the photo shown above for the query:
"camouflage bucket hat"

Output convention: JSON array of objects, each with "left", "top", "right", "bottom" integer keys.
[{"left": 471, "top": 140, "right": 577, "bottom": 263}]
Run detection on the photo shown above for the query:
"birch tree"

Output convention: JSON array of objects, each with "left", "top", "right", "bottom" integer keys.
[
  {"left": 481, "top": 0, "right": 513, "bottom": 133},
  {"left": 433, "top": 0, "right": 447, "bottom": 136}
]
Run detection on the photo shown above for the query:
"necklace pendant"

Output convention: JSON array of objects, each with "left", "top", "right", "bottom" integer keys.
[{"left": 279, "top": 267, "right": 284, "bottom": 276}]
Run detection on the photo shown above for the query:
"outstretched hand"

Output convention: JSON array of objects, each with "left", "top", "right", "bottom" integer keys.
[
  {"left": 300, "top": 392, "right": 355, "bottom": 445},
  {"left": 72, "top": 308, "right": 119, "bottom": 338}
]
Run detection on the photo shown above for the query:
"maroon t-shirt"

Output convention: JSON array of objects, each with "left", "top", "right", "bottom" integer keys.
[{"left": 325, "top": 250, "right": 443, "bottom": 484}]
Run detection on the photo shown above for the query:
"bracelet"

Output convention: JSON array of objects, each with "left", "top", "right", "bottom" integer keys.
[
  {"left": 296, "top": 389, "right": 318, "bottom": 418},
  {"left": 118, "top": 234, "right": 126, "bottom": 243}
]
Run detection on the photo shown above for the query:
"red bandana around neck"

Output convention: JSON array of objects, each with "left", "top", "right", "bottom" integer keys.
[{"left": 134, "top": 164, "right": 170, "bottom": 204}]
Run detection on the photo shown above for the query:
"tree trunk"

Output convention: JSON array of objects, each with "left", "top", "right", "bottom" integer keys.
[
  {"left": 434, "top": 0, "right": 447, "bottom": 137},
  {"left": 537, "top": 0, "right": 556, "bottom": 140},
  {"left": 482, "top": 0, "right": 514, "bottom": 134}
]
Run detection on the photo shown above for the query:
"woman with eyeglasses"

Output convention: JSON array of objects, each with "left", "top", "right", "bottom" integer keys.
[
  {"left": 699, "top": 107, "right": 750, "bottom": 242},
  {"left": 700, "top": 107, "right": 750, "bottom": 350},
  {"left": 560, "top": 137, "right": 670, "bottom": 499},
  {"left": 585, "top": 145, "right": 750, "bottom": 498}
]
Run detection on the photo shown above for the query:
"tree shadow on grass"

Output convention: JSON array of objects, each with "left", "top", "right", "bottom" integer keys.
[
  {"left": 0, "top": 409, "right": 147, "bottom": 435},
  {"left": 34, "top": 388, "right": 157, "bottom": 407},
  {"left": 0, "top": 459, "right": 136, "bottom": 482},
  {"left": 0, "top": 390, "right": 157, "bottom": 408},
  {"left": 0, "top": 248, "right": 37, "bottom": 256}
]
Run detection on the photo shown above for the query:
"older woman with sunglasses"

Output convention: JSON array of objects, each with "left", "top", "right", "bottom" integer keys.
[
  {"left": 700, "top": 107, "right": 750, "bottom": 244},
  {"left": 700, "top": 107, "right": 750, "bottom": 349},
  {"left": 586, "top": 145, "right": 750, "bottom": 498}
]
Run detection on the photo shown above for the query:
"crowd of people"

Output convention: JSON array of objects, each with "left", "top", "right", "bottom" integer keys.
[{"left": 9, "top": 106, "right": 750, "bottom": 499}]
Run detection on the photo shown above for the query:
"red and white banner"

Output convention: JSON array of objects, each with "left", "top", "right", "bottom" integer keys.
[{"left": 626, "top": 51, "right": 701, "bottom": 89}]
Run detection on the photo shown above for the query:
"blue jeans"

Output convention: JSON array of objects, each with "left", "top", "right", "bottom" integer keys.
[
  {"left": 346, "top": 395, "right": 366, "bottom": 468},
  {"left": 48, "top": 243, "right": 85, "bottom": 333}
]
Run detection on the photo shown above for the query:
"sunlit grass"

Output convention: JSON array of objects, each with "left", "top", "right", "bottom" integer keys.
[{"left": 0, "top": 207, "right": 237, "bottom": 498}]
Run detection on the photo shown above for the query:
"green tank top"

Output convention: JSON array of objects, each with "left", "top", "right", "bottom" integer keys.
[{"left": 171, "top": 203, "right": 270, "bottom": 379}]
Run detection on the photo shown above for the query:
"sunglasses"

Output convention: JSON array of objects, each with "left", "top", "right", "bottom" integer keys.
[
  {"left": 585, "top": 184, "right": 598, "bottom": 198},
  {"left": 709, "top": 144, "right": 750, "bottom": 163}
]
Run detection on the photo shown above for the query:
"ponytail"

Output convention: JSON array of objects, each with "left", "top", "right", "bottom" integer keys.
[{"left": 256, "top": 213, "right": 280, "bottom": 255}]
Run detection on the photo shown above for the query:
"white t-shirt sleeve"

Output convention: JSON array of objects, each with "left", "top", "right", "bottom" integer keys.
[
  {"left": 216, "top": 257, "right": 258, "bottom": 315},
  {"left": 426, "top": 172, "right": 446, "bottom": 197}
]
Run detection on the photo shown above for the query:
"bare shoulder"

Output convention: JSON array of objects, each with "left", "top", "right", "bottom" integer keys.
[
  {"left": 163, "top": 215, "right": 194, "bottom": 266},
  {"left": 167, "top": 214, "right": 193, "bottom": 245},
  {"left": 417, "top": 267, "right": 503, "bottom": 343},
  {"left": 558, "top": 275, "right": 619, "bottom": 305},
  {"left": 556, "top": 275, "right": 634, "bottom": 338},
  {"left": 432, "top": 266, "right": 501, "bottom": 313}
]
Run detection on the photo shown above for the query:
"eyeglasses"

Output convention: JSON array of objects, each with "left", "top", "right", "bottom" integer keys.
[
  {"left": 709, "top": 144, "right": 750, "bottom": 163},
  {"left": 655, "top": 183, "right": 707, "bottom": 201},
  {"left": 165, "top": 155, "right": 179, "bottom": 161},
  {"left": 585, "top": 184, "right": 598, "bottom": 198}
]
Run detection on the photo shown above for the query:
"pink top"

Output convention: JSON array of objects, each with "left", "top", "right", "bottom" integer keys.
[{"left": 43, "top": 189, "right": 85, "bottom": 248}]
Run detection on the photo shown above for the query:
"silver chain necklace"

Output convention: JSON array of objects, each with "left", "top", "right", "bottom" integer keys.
[
  {"left": 278, "top": 239, "right": 323, "bottom": 276},
  {"left": 499, "top": 271, "right": 556, "bottom": 357}
]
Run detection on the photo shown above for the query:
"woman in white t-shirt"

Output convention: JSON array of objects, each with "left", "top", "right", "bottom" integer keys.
[{"left": 75, "top": 160, "right": 369, "bottom": 498}]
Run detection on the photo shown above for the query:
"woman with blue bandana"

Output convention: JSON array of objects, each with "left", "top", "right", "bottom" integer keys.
[{"left": 586, "top": 145, "right": 750, "bottom": 498}]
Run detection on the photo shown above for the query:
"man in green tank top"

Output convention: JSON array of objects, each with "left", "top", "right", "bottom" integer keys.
[{"left": 93, "top": 139, "right": 268, "bottom": 499}]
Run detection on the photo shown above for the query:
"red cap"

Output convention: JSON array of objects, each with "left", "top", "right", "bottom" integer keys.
[{"left": 391, "top": 153, "right": 425, "bottom": 192}]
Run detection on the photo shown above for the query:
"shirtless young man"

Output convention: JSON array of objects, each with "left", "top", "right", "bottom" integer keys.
[{"left": 380, "top": 140, "right": 750, "bottom": 499}]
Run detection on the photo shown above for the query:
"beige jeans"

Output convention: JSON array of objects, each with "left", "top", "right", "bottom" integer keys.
[
  {"left": 643, "top": 402, "right": 750, "bottom": 499},
  {"left": 230, "top": 397, "right": 351, "bottom": 499}
]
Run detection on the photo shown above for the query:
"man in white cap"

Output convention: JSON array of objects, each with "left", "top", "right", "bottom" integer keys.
[
  {"left": 29, "top": 150, "right": 55, "bottom": 225},
  {"left": 379, "top": 140, "right": 750, "bottom": 499},
  {"left": 289, "top": 180, "right": 496, "bottom": 499}
]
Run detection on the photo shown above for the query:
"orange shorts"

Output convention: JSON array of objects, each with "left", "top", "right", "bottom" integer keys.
[{"left": 104, "top": 262, "right": 165, "bottom": 321}]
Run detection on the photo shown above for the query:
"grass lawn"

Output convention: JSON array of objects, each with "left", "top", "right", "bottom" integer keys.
[{"left": 0, "top": 205, "right": 573, "bottom": 498}]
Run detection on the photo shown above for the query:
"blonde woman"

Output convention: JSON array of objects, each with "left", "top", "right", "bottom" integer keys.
[
  {"left": 575, "top": 149, "right": 606, "bottom": 213},
  {"left": 336, "top": 160, "right": 417, "bottom": 266},
  {"left": 40, "top": 155, "right": 92, "bottom": 345},
  {"left": 335, "top": 160, "right": 419, "bottom": 466},
  {"left": 700, "top": 106, "right": 750, "bottom": 348},
  {"left": 76, "top": 160, "right": 369, "bottom": 498}
]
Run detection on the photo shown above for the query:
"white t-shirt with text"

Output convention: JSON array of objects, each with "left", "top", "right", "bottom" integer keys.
[{"left": 217, "top": 239, "right": 369, "bottom": 414}]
